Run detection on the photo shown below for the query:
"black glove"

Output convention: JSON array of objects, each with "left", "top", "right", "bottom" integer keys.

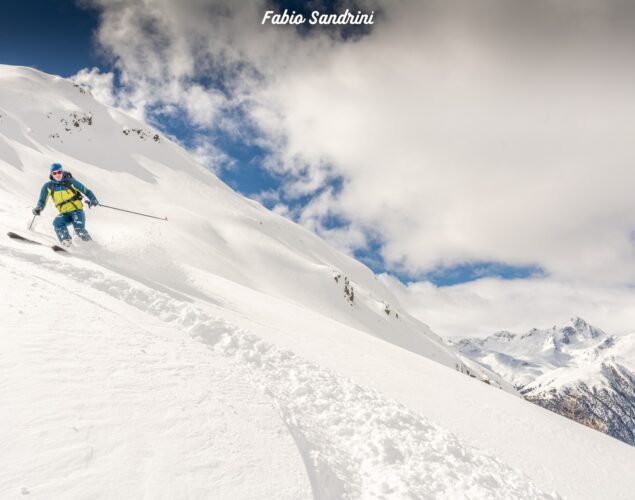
[
  {"left": 32, "top": 206, "right": 42, "bottom": 216},
  {"left": 86, "top": 199, "right": 99, "bottom": 208}
]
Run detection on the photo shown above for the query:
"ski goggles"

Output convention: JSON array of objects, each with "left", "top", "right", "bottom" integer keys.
[{"left": 51, "top": 170, "right": 63, "bottom": 177}]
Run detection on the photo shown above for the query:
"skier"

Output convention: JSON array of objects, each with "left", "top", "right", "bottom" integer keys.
[{"left": 32, "top": 163, "right": 99, "bottom": 247}]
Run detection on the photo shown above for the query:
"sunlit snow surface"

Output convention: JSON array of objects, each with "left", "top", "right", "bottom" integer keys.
[{"left": 1, "top": 65, "right": 634, "bottom": 499}]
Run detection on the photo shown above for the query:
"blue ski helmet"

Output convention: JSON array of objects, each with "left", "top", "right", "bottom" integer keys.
[{"left": 50, "top": 162, "right": 64, "bottom": 173}]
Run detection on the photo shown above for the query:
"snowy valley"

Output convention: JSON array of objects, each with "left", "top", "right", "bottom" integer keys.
[{"left": 1, "top": 65, "right": 635, "bottom": 499}]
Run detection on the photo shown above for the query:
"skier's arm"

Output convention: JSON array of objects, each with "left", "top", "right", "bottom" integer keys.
[
  {"left": 70, "top": 179, "right": 98, "bottom": 204},
  {"left": 36, "top": 183, "right": 50, "bottom": 209},
  {"left": 32, "top": 183, "right": 51, "bottom": 215}
]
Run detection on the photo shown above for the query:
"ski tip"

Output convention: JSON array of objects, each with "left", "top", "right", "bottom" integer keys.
[{"left": 7, "top": 231, "right": 27, "bottom": 240}]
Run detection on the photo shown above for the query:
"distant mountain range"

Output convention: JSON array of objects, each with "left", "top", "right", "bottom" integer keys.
[{"left": 454, "top": 317, "right": 635, "bottom": 446}]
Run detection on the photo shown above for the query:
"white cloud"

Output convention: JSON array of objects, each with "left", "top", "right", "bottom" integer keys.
[
  {"left": 70, "top": 67, "right": 148, "bottom": 121},
  {"left": 245, "top": 2, "right": 635, "bottom": 285},
  {"left": 189, "top": 138, "right": 236, "bottom": 174},
  {"left": 380, "top": 274, "right": 635, "bottom": 339},
  {"left": 182, "top": 84, "right": 225, "bottom": 126},
  {"left": 271, "top": 202, "right": 291, "bottom": 218},
  {"left": 78, "top": 0, "right": 635, "bottom": 332},
  {"left": 71, "top": 67, "right": 117, "bottom": 106}
]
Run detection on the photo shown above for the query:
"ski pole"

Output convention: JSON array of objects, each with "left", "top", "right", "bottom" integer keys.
[
  {"left": 98, "top": 204, "right": 168, "bottom": 221},
  {"left": 28, "top": 214, "right": 37, "bottom": 230}
]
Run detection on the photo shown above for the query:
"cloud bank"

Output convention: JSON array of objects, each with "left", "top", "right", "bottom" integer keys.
[
  {"left": 380, "top": 274, "right": 635, "bottom": 338},
  {"left": 75, "top": 0, "right": 635, "bottom": 335}
]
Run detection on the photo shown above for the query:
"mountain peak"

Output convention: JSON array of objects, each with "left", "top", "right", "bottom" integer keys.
[
  {"left": 456, "top": 319, "right": 635, "bottom": 446},
  {"left": 493, "top": 330, "right": 516, "bottom": 340},
  {"left": 558, "top": 317, "right": 605, "bottom": 342}
]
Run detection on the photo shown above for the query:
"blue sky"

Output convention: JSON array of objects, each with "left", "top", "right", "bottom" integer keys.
[
  {"left": 0, "top": 0, "right": 544, "bottom": 287},
  {"left": 0, "top": 0, "right": 102, "bottom": 76}
]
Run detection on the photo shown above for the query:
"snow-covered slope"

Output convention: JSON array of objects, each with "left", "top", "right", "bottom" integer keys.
[
  {"left": 0, "top": 64, "right": 479, "bottom": 376},
  {"left": 454, "top": 317, "right": 635, "bottom": 445},
  {"left": 1, "top": 65, "right": 634, "bottom": 499}
]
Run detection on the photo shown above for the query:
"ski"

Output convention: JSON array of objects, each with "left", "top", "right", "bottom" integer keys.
[{"left": 7, "top": 231, "right": 68, "bottom": 253}]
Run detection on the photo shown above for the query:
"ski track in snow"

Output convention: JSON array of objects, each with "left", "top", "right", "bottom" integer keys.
[
  {"left": 1, "top": 242, "right": 561, "bottom": 500},
  {"left": 0, "top": 251, "right": 311, "bottom": 500}
]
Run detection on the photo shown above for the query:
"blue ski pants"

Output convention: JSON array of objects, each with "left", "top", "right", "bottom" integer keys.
[{"left": 53, "top": 210, "right": 91, "bottom": 242}]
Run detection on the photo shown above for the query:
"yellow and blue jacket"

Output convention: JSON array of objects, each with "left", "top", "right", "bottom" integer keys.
[{"left": 36, "top": 172, "right": 98, "bottom": 214}]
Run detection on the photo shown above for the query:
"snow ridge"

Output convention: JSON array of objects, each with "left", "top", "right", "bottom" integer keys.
[{"left": 2, "top": 243, "right": 559, "bottom": 499}]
